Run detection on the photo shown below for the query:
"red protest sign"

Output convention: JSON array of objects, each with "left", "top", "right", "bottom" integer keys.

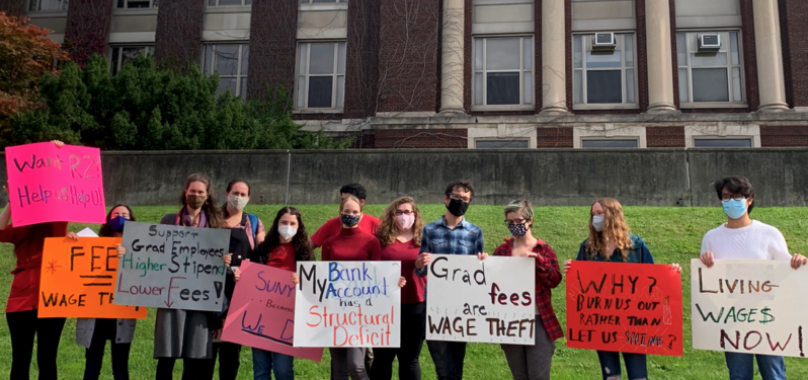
[{"left": 565, "top": 261, "right": 683, "bottom": 356}]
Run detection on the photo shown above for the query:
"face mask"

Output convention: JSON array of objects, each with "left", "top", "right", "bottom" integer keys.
[
  {"left": 278, "top": 225, "right": 298, "bottom": 240},
  {"left": 446, "top": 198, "right": 469, "bottom": 217},
  {"left": 227, "top": 194, "right": 249, "bottom": 211},
  {"left": 186, "top": 195, "right": 207, "bottom": 210},
  {"left": 508, "top": 223, "right": 528, "bottom": 238},
  {"left": 108, "top": 216, "right": 128, "bottom": 233},
  {"left": 723, "top": 198, "right": 747, "bottom": 220},
  {"left": 341, "top": 214, "right": 361, "bottom": 228},
  {"left": 395, "top": 214, "right": 415, "bottom": 230},
  {"left": 592, "top": 215, "right": 605, "bottom": 232}
]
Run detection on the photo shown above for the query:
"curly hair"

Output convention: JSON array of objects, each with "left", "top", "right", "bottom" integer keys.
[
  {"left": 265, "top": 207, "right": 314, "bottom": 262},
  {"left": 585, "top": 198, "right": 633, "bottom": 261},
  {"left": 376, "top": 196, "right": 423, "bottom": 247}
]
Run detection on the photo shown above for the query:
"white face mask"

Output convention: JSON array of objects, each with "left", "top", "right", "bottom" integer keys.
[
  {"left": 278, "top": 225, "right": 297, "bottom": 240},
  {"left": 592, "top": 215, "right": 605, "bottom": 232},
  {"left": 227, "top": 194, "right": 249, "bottom": 211},
  {"left": 395, "top": 214, "right": 415, "bottom": 230}
]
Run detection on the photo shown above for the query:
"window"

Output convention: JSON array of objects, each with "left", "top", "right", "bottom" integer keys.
[
  {"left": 208, "top": 0, "right": 251, "bottom": 5},
  {"left": 573, "top": 34, "right": 637, "bottom": 105},
  {"left": 473, "top": 37, "right": 533, "bottom": 107},
  {"left": 28, "top": 0, "right": 68, "bottom": 11},
  {"left": 677, "top": 31, "right": 744, "bottom": 105},
  {"left": 581, "top": 139, "right": 639, "bottom": 149},
  {"left": 109, "top": 46, "right": 153, "bottom": 75},
  {"left": 300, "top": 0, "right": 347, "bottom": 3},
  {"left": 295, "top": 42, "right": 346, "bottom": 109},
  {"left": 116, "top": 0, "right": 157, "bottom": 8},
  {"left": 202, "top": 44, "right": 250, "bottom": 98},
  {"left": 476, "top": 140, "right": 529, "bottom": 149},
  {"left": 693, "top": 138, "right": 751, "bottom": 148}
]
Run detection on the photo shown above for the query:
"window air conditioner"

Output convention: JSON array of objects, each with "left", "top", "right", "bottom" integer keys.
[
  {"left": 698, "top": 34, "right": 721, "bottom": 52},
  {"left": 593, "top": 32, "right": 616, "bottom": 51}
]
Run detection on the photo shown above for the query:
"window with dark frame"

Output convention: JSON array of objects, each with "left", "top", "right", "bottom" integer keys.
[
  {"left": 202, "top": 44, "right": 250, "bottom": 99},
  {"left": 693, "top": 138, "right": 752, "bottom": 148},
  {"left": 473, "top": 36, "right": 533, "bottom": 107},
  {"left": 295, "top": 42, "right": 346, "bottom": 109},
  {"left": 109, "top": 46, "right": 154, "bottom": 75},
  {"left": 581, "top": 139, "right": 639, "bottom": 149},
  {"left": 475, "top": 140, "right": 530, "bottom": 149}
]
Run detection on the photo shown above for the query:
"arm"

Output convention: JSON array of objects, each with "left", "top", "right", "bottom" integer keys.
[
  {"left": 256, "top": 219, "right": 266, "bottom": 245},
  {"left": 415, "top": 227, "right": 431, "bottom": 277},
  {"left": 770, "top": 230, "right": 792, "bottom": 261},
  {"left": 310, "top": 219, "right": 332, "bottom": 248},
  {"left": 0, "top": 204, "right": 10, "bottom": 230},
  {"left": 536, "top": 245, "right": 562, "bottom": 289},
  {"left": 640, "top": 240, "right": 655, "bottom": 264},
  {"left": 475, "top": 228, "right": 485, "bottom": 256}
]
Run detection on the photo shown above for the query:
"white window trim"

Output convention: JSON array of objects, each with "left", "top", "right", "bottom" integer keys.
[
  {"left": 684, "top": 124, "right": 760, "bottom": 148},
  {"left": 572, "top": 33, "right": 638, "bottom": 110},
  {"left": 206, "top": 0, "right": 252, "bottom": 7},
  {"left": 472, "top": 35, "right": 534, "bottom": 110},
  {"left": 677, "top": 29, "right": 746, "bottom": 108},
  {"left": 27, "top": 0, "right": 69, "bottom": 13},
  {"left": 108, "top": 45, "right": 154, "bottom": 75},
  {"left": 299, "top": 3, "right": 348, "bottom": 11},
  {"left": 573, "top": 125, "right": 646, "bottom": 149},
  {"left": 468, "top": 125, "right": 537, "bottom": 149},
  {"left": 201, "top": 43, "right": 250, "bottom": 98},
  {"left": 116, "top": 0, "right": 158, "bottom": 9},
  {"left": 295, "top": 41, "right": 346, "bottom": 111}
]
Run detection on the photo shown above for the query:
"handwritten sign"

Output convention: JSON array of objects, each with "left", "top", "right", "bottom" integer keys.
[
  {"left": 294, "top": 261, "right": 401, "bottom": 347},
  {"left": 113, "top": 221, "right": 230, "bottom": 311},
  {"left": 221, "top": 262, "right": 323, "bottom": 361},
  {"left": 692, "top": 259, "right": 808, "bottom": 357},
  {"left": 5, "top": 143, "right": 105, "bottom": 227},
  {"left": 38, "top": 237, "right": 146, "bottom": 319},
  {"left": 425, "top": 255, "right": 535, "bottom": 344},
  {"left": 566, "top": 261, "right": 683, "bottom": 356}
]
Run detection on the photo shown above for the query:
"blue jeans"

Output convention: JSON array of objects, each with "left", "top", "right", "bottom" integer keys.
[
  {"left": 596, "top": 351, "right": 647, "bottom": 380},
  {"left": 252, "top": 347, "right": 294, "bottom": 380},
  {"left": 725, "top": 352, "right": 786, "bottom": 380}
]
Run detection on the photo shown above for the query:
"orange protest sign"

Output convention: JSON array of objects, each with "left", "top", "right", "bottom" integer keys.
[{"left": 38, "top": 237, "right": 147, "bottom": 319}]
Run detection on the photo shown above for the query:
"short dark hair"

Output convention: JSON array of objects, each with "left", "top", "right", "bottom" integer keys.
[
  {"left": 340, "top": 183, "right": 367, "bottom": 201},
  {"left": 445, "top": 180, "right": 475, "bottom": 199},
  {"left": 714, "top": 176, "right": 755, "bottom": 214}
]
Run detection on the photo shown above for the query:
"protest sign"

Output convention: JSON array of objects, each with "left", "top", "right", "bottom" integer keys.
[
  {"left": 5, "top": 143, "right": 105, "bottom": 227},
  {"left": 113, "top": 221, "right": 230, "bottom": 311},
  {"left": 566, "top": 261, "right": 683, "bottom": 356},
  {"left": 692, "top": 259, "right": 808, "bottom": 357},
  {"left": 425, "top": 254, "right": 536, "bottom": 345},
  {"left": 294, "top": 261, "right": 401, "bottom": 347},
  {"left": 38, "top": 237, "right": 146, "bottom": 319},
  {"left": 222, "top": 262, "right": 323, "bottom": 361}
]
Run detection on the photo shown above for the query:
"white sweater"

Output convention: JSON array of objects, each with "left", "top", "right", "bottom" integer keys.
[{"left": 700, "top": 220, "right": 791, "bottom": 261}]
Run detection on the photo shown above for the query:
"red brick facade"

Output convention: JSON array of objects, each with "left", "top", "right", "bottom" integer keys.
[
  {"left": 154, "top": 0, "right": 205, "bottom": 69},
  {"left": 779, "top": 0, "right": 808, "bottom": 108},
  {"left": 374, "top": 129, "right": 468, "bottom": 149},
  {"left": 761, "top": 126, "right": 808, "bottom": 147},
  {"left": 0, "top": 0, "right": 25, "bottom": 17},
  {"left": 246, "top": 0, "right": 297, "bottom": 101},
  {"left": 63, "top": 0, "right": 114, "bottom": 67},
  {"left": 646, "top": 126, "right": 685, "bottom": 148},
  {"left": 343, "top": 0, "right": 380, "bottom": 119},
  {"left": 537, "top": 127, "right": 574, "bottom": 148}
]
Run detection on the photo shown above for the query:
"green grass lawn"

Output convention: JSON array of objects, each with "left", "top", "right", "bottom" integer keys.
[{"left": 2, "top": 204, "right": 808, "bottom": 379}]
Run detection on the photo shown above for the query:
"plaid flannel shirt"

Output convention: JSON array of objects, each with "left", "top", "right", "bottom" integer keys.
[{"left": 415, "top": 216, "right": 485, "bottom": 278}]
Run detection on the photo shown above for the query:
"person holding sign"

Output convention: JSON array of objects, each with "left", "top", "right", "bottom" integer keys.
[
  {"left": 77, "top": 205, "right": 139, "bottom": 380},
  {"left": 0, "top": 140, "right": 77, "bottom": 380},
  {"left": 563, "top": 198, "right": 680, "bottom": 380},
  {"left": 698, "top": 176, "right": 807, "bottom": 380},
  {"left": 247, "top": 206, "right": 315, "bottom": 380},
  {"left": 415, "top": 180, "right": 485, "bottom": 380},
  {"left": 493, "top": 200, "right": 562, "bottom": 380},
  {"left": 370, "top": 196, "right": 427, "bottom": 380}
]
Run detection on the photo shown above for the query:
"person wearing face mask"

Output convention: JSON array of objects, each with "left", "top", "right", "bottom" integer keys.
[
  {"left": 244, "top": 206, "right": 314, "bottom": 380},
  {"left": 699, "top": 177, "right": 806, "bottom": 380},
  {"left": 414, "top": 180, "right": 485, "bottom": 380},
  {"left": 492, "top": 200, "right": 561, "bottom": 380},
  {"left": 563, "top": 198, "right": 680, "bottom": 380},
  {"left": 310, "top": 183, "right": 381, "bottom": 248},
  {"left": 370, "top": 196, "right": 427, "bottom": 380},
  {"left": 76, "top": 205, "right": 139, "bottom": 380}
]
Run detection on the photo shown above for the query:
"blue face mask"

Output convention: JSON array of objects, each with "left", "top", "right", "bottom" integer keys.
[
  {"left": 722, "top": 199, "right": 747, "bottom": 220},
  {"left": 108, "top": 216, "right": 129, "bottom": 233},
  {"left": 340, "top": 214, "right": 361, "bottom": 228}
]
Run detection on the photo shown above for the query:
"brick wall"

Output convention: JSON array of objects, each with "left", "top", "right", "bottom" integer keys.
[
  {"left": 0, "top": 0, "right": 24, "bottom": 17},
  {"left": 760, "top": 126, "right": 808, "bottom": 147},
  {"left": 537, "top": 127, "right": 573, "bottom": 148},
  {"left": 646, "top": 126, "right": 685, "bottom": 148},
  {"left": 779, "top": 0, "right": 808, "bottom": 108},
  {"left": 374, "top": 129, "right": 468, "bottom": 149},
  {"left": 154, "top": 0, "right": 205, "bottom": 69},
  {"left": 247, "top": 0, "right": 297, "bottom": 101},
  {"left": 343, "top": 0, "right": 379, "bottom": 118},
  {"left": 739, "top": 0, "right": 760, "bottom": 111},
  {"left": 377, "top": 0, "right": 440, "bottom": 113},
  {"left": 63, "top": 0, "right": 114, "bottom": 67}
]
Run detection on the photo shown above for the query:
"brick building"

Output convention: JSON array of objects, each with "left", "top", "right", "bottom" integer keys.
[{"left": 7, "top": 0, "right": 808, "bottom": 149}]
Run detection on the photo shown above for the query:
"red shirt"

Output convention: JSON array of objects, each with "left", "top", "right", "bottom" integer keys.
[
  {"left": 493, "top": 237, "right": 564, "bottom": 341},
  {"left": 268, "top": 243, "right": 296, "bottom": 272},
  {"left": 381, "top": 239, "right": 425, "bottom": 304},
  {"left": 311, "top": 214, "right": 380, "bottom": 248},
  {"left": 0, "top": 222, "right": 69, "bottom": 313},
  {"left": 321, "top": 227, "right": 381, "bottom": 262}
]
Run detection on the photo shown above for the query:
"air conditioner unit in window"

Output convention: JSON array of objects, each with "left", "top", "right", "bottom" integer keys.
[
  {"left": 698, "top": 34, "right": 721, "bottom": 52},
  {"left": 593, "top": 32, "right": 616, "bottom": 50}
]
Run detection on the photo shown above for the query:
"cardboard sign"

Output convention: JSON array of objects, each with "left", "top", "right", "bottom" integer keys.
[
  {"left": 566, "top": 261, "right": 683, "bottom": 356},
  {"left": 38, "top": 237, "right": 147, "bottom": 319},
  {"left": 692, "top": 259, "right": 808, "bottom": 357},
  {"left": 113, "top": 221, "right": 230, "bottom": 311},
  {"left": 426, "top": 254, "right": 536, "bottom": 344},
  {"left": 222, "top": 262, "right": 323, "bottom": 361},
  {"left": 294, "top": 261, "right": 401, "bottom": 348},
  {"left": 5, "top": 143, "right": 105, "bottom": 227}
]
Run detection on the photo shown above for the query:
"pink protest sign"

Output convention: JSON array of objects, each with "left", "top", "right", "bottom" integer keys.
[
  {"left": 5, "top": 143, "right": 105, "bottom": 227},
  {"left": 222, "top": 261, "right": 323, "bottom": 362}
]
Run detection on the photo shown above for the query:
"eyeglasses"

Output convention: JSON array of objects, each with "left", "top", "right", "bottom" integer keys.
[
  {"left": 395, "top": 210, "right": 414, "bottom": 216},
  {"left": 721, "top": 195, "right": 746, "bottom": 202},
  {"left": 450, "top": 194, "right": 471, "bottom": 204},
  {"left": 504, "top": 219, "right": 527, "bottom": 226}
]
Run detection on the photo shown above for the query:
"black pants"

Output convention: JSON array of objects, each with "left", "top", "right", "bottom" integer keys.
[
  {"left": 155, "top": 357, "right": 215, "bottom": 380},
  {"left": 426, "top": 340, "right": 467, "bottom": 380},
  {"left": 370, "top": 302, "right": 426, "bottom": 380},
  {"left": 6, "top": 310, "right": 66, "bottom": 380},
  {"left": 211, "top": 342, "right": 242, "bottom": 380},
  {"left": 83, "top": 319, "right": 131, "bottom": 380}
]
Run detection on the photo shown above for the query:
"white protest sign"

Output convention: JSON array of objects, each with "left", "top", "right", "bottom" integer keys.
[
  {"left": 114, "top": 221, "right": 230, "bottom": 311},
  {"left": 691, "top": 259, "right": 808, "bottom": 357},
  {"left": 294, "top": 261, "right": 401, "bottom": 348},
  {"left": 426, "top": 254, "right": 536, "bottom": 345}
]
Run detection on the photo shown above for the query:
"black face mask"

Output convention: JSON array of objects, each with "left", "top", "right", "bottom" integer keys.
[{"left": 446, "top": 198, "right": 469, "bottom": 217}]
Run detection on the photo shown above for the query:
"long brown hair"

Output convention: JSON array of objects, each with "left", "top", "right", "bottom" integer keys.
[
  {"left": 266, "top": 207, "right": 314, "bottom": 262},
  {"left": 180, "top": 173, "right": 225, "bottom": 228},
  {"left": 585, "top": 198, "right": 633, "bottom": 261},
  {"left": 376, "top": 196, "right": 423, "bottom": 247}
]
